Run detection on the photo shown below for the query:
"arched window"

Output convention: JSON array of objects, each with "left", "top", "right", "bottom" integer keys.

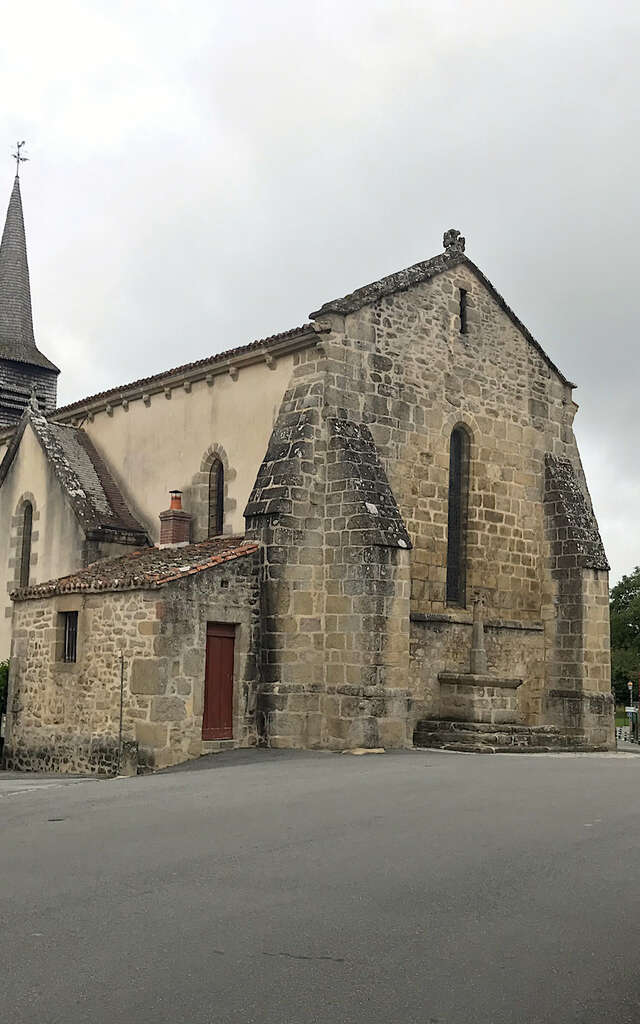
[
  {"left": 445, "top": 426, "right": 470, "bottom": 606},
  {"left": 19, "top": 501, "right": 33, "bottom": 588},
  {"left": 208, "top": 458, "right": 224, "bottom": 537}
]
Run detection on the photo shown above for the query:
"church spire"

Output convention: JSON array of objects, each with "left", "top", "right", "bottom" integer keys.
[
  {"left": 0, "top": 152, "right": 59, "bottom": 429},
  {"left": 0, "top": 166, "right": 57, "bottom": 372}
]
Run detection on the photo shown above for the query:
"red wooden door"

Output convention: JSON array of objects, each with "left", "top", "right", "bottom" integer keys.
[{"left": 202, "top": 623, "right": 235, "bottom": 740}]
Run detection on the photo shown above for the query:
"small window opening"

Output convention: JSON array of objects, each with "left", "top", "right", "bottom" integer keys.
[
  {"left": 208, "top": 458, "right": 224, "bottom": 537},
  {"left": 61, "top": 611, "right": 78, "bottom": 663},
  {"left": 19, "top": 501, "right": 33, "bottom": 588},
  {"left": 459, "top": 288, "right": 468, "bottom": 335}
]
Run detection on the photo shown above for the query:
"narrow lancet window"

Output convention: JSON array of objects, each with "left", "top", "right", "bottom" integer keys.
[
  {"left": 459, "top": 288, "right": 468, "bottom": 334},
  {"left": 19, "top": 501, "right": 33, "bottom": 588},
  {"left": 446, "top": 427, "right": 470, "bottom": 606},
  {"left": 208, "top": 458, "right": 224, "bottom": 537}
]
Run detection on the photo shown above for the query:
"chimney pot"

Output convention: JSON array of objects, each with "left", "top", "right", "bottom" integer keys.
[{"left": 159, "top": 490, "right": 191, "bottom": 547}]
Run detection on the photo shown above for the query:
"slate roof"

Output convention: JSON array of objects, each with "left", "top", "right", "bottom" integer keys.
[
  {"left": 12, "top": 537, "right": 260, "bottom": 600},
  {"left": 310, "top": 246, "right": 575, "bottom": 388},
  {"left": 0, "top": 404, "right": 148, "bottom": 543},
  {"left": 0, "top": 176, "right": 59, "bottom": 372}
]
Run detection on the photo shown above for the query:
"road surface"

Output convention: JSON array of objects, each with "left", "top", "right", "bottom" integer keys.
[{"left": 2, "top": 748, "right": 639, "bottom": 1024}]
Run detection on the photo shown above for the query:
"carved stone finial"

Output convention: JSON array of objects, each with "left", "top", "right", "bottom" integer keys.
[
  {"left": 28, "top": 386, "right": 39, "bottom": 412},
  {"left": 443, "top": 228, "right": 465, "bottom": 255}
]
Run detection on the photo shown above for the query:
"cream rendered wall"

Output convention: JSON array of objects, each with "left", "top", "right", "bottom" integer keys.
[
  {"left": 0, "top": 423, "right": 86, "bottom": 657},
  {"left": 80, "top": 355, "right": 295, "bottom": 542}
]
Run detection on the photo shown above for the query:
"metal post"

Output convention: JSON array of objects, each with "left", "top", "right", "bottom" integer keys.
[{"left": 116, "top": 651, "right": 124, "bottom": 776}]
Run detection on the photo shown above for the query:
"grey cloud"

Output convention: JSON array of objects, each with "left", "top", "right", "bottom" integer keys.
[{"left": 1, "top": 0, "right": 638, "bottom": 579}]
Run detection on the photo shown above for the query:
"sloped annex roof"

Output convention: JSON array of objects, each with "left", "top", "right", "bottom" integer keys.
[
  {"left": 0, "top": 403, "right": 148, "bottom": 543},
  {"left": 0, "top": 176, "right": 59, "bottom": 372},
  {"left": 310, "top": 240, "right": 575, "bottom": 388},
  {"left": 12, "top": 536, "right": 260, "bottom": 600}
]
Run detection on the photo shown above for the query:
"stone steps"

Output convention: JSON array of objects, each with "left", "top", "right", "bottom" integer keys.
[{"left": 413, "top": 719, "right": 609, "bottom": 754}]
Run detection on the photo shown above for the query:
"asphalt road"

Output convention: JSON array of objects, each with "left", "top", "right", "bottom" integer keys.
[{"left": 2, "top": 748, "right": 640, "bottom": 1024}]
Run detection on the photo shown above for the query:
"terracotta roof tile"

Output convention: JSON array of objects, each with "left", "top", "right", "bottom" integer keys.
[{"left": 12, "top": 537, "right": 260, "bottom": 600}]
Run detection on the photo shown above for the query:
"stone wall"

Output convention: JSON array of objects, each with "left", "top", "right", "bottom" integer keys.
[
  {"left": 3, "top": 550, "right": 261, "bottom": 774},
  {"left": 245, "top": 260, "right": 611, "bottom": 746},
  {"left": 543, "top": 455, "right": 613, "bottom": 746},
  {"left": 409, "top": 614, "right": 545, "bottom": 723},
  {"left": 0, "top": 421, "right": 141, "bottom": 659},
  {"left": 245, "top": 346, "right": 413, "bottom": 750}
]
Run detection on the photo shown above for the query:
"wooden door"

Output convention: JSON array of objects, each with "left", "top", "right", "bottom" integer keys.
[{"left": 202, "top": 623, "right": 235, "bottom": 740}]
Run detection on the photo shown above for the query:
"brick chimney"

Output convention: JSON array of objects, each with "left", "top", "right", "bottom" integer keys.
[{"left": 159, "top": 490, "right": 191, "bottom": 547}]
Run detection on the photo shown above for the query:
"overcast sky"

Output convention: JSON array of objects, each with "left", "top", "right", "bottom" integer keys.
[{"left": 1, "top": 1, "right": 638, "bottom": 582}]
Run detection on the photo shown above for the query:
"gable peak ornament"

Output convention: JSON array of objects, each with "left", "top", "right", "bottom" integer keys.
[{"left": 443, "top": 228, "right": 465, "bottom": 255}]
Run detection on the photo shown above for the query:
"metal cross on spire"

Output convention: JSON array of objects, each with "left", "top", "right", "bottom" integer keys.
[{"left": 12, "top": 140, "right": 28, "bottom": 177}]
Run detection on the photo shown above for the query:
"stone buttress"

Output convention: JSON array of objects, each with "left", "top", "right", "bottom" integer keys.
[{"left": 245, "top": 332, "right": 412, "bottom": 749}]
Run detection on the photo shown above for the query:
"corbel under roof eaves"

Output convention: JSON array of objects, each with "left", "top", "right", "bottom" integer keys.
[{"left": 49, "top": 326, "right": 324, "bottom": 428}]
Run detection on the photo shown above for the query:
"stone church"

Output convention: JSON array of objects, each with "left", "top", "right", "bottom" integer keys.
[{"left": 0, "top": 170, "right": 614, "bottom": 773}]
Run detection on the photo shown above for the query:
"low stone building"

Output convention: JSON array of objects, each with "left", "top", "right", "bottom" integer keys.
[
  {"left": 0, "top": 163, "right": 615, "bottom": 771},
  {"left": 5, "top": 532, "right": 261, "bottom": 772}
]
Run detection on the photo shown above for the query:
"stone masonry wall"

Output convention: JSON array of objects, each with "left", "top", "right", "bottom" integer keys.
[
  {"left": 4, "top": 551, "right": 261, "bottom": 773},
  {"left": 409, "top": 615, "right": 545, "bottom": 722},
  {"left": 244, "top": 260, "right": 611, "bottom": 745},
  {"left": 240, "top": 259, "right": 608, "bottom": 742},
  {"left": 245, "top": 344, "right": 413, "bottom": 750},
  {"left": 543, "top": 455, "right": 613, "bottom": 746},
  {"left": 313, "top": 264, "right": 610, "bottom": 735}
]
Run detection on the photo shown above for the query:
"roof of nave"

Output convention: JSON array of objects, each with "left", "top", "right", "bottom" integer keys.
[
  {"left": 12, "top": 536, "right": 260, "bottom": 600},
  {"left": 0, "top": 175, "right": 59, "bottom": 373},
  {"left": 0, "top": 399, "right": 149, "bottom": 543},
  {"left": 310, "top": 229, "right": 575, "bottom": 388},
  {"left": 3, "top": 226, "right": 574, "bottom": 432},
  {"left": 52, "top": 324, "right": 317, "bottom": 419}
]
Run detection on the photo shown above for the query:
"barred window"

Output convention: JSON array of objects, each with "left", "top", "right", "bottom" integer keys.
[
  {"left": 60, "top": 611, "right": 78, "bottom": 663},
  {"left": 445, "top": 426, "right": 470, "bottom": 606},
  {"left": 19, "top": 501, "right": 33, "bottom": 588},
  {"left": 208, "top": 458, "right": 224, "bottom": 537}
]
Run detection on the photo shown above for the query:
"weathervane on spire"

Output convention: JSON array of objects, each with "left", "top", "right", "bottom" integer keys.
[{"left": 12, "top": 141, "right": 28, "bottom": 177}]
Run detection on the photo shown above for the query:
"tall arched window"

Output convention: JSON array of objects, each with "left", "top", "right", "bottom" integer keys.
[
  {"left": 445, "top": 426, "right": 470, "bottom": 607},
  {"left": 19, "top": 501, "right": 33, "bottom": 588},
  {"left": 208, "top": 458, "right": 224, "bottom": 537}
]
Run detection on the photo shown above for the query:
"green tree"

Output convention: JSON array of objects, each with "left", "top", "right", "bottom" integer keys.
[{"left": 610, "top": 568, "right": 640, "bottom": 705}]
